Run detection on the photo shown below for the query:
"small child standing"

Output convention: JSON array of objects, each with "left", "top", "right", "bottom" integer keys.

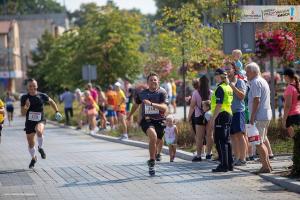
[
  {"left": 232, "top": 49, "right": 246, "bottom": 80},
  {"left": 202, "top": 100, "right": 213, "bottom": 160},
  {"left": 164, "top": 115, "right": 178, "bottom": 162}
]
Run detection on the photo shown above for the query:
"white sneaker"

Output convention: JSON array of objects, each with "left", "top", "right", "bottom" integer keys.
[
  {"left": 90, "top": 130, "right": 96, "bottom": 135},
  {"left": 120, "top": 134, "right": 128, "bottom": 140}
]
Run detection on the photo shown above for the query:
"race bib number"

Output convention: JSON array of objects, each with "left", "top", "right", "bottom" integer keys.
[
  {"left": 28, "top": 112, "right": 42, "bottom": 121},
  {"left": 144, "top": 105, "right": 159, "bottom": 115},
  {"left": 6, "top": 101, "right": 13, "bottom": 106}
]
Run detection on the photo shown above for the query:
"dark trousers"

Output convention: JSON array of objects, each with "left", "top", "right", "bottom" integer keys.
[
  {"left": 64, "top": 108, "right": 73, "bottom": 125},
  {"left": 214, "top": 111, "right": 233, "bottom": 170}
]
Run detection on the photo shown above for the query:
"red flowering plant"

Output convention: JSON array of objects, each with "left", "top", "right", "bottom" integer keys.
[
  {"left": 256, "top": 30, "right": 296, "bottom": 62},
  {"left": 144, "top": 56, "right": 173, "bottom": 80}
]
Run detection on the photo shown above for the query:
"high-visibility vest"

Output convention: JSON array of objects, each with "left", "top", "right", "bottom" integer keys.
[{"left": 211, "top": 82, "right": 233, "bottom": 115}]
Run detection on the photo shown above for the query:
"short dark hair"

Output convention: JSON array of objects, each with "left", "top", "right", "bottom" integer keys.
[
  {"left": 65, "top": 87, "right": 69, "bottom": 91},
  {"left": 147, "top": 72, "right": 159, "bottom": 81},
  {"left": 27, "top": 78, "right": 36, "bottom": 83}
]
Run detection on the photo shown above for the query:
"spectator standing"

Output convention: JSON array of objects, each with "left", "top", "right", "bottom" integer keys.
[
  {"left": 60, "top": 88, "right": 75, "bottom": 125},
  {"left": 75, "top": 88, "right": 84, "bottom": 130},
  {"left": 86, "top": 83, "right": 98, "bottom": 102},
  {"left": 170, "top": 78, "right": 177, "bottom": 114},
  {"left": 246, "top": 62, "right": 272, "bottom": 173},
  {"left": 5, "top": 91, "right": 15, "bottom": 126},
  {"left": 83, "top": 91, "right": 98, "bottom": 135},
  {"left": 115, "top": 82, "right": 128, "bottom": 140},
  {"left": 209, "top": 68, "right": 233, "bottom": 172},
  {"left": 225, "top": 62, "right": 248, "bottom": 166},
  {"left": 95, "top": 86, "right": 107, "bottom": 130},
  {"left": 164, "top": 115, "right": 178, "bottom": 162},
  {"left": 106, "top": 85, "right": 117, "bottom": 130},
  {"left": 188, "top": 76, "right": 211, "bottom": 162},
  {"left": 0, "top": 98, "right": 4, "bottom": 136},
  {"left": 283, "top": 68, "right": 300, "bottom": 137}
]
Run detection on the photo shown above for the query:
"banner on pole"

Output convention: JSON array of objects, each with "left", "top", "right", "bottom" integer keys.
[{"left": 241, "top": 5, "right": 300, "bottom": 22}]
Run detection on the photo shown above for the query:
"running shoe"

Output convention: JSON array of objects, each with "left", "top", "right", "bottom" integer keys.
[
  {"left": 147, "top": 159, "right": 156, "bottom": 176},
  {"left": 38, "top": 147, "right": 46, "bottom": 159},
  {"left": 269, "top": 155, "right": 275, "bottom": 160},
  {"left": 29, "top": 157, "right": 37, "bottom": 169},
  {"left": 119, "top": 134, "right": 129, "bottom": 140},
  {"left": 192, "top": 156, "right": 202, "bottom": 162},
  {"left": 206, "top": 154, "right": 212, "bottom": 160},
  {"left": 156, "top": 154, "right": 161, "bottom": 161},
  {"left": 234, "top": 159, "right": 246, "bottom": 166},
  {"left": 212, "top": 165, "right": 228, "bottom": 173}
]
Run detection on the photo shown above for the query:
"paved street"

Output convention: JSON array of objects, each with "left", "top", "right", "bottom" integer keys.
[{"left": 0, "top": 116, "right": 299, "bottom": 200}]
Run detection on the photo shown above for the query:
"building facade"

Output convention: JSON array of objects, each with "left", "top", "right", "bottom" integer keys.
[{"left": 0, "top": 13, "right": 68, "bottom": 92}]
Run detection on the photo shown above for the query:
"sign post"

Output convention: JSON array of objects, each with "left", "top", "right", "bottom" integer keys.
[
  {"left": 223, "top": 22, "right": 256, "bottom": 54},
  {"left": 82, "top": 65, "right": 97, "bottom": 83}
]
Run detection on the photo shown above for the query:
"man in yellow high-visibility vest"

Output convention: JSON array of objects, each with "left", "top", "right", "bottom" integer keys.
[{"left": 209, "top": 68, "right": 234, "bottom": 172}]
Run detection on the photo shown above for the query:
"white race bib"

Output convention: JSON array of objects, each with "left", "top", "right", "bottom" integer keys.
[
  {"left": 6, "top": 101, "right": 13, "bottom": 106},
  {"left": 28, "top": 111, "right": 42, "bottom": 121},
  {"left": 144, "top": 105, "right": 159, "bottom": 115}
]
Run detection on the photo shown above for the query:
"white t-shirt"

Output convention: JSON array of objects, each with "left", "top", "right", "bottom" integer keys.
[
  {"left": 164, "top": 125, "right": 176, "bottom": 145},
  {"left": 204, "top": 111, "right": 212, "bottom": 121}
]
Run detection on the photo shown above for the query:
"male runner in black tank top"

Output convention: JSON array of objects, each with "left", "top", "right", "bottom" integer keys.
[{"left": 21, "top": 79, "right": 62, "bottom": 168}]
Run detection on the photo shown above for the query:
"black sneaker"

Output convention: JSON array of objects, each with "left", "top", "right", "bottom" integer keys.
[
  {"left": 147, "top": 159, "right": 156, "bottom": 176},
  {"left": 249, "top": 156, "right": 255, "bottom": 161},
  {"left": 38, "top": 147, "right": 46, "bottom": 159},
  {"left": 29, "top": 157, "right": 37, "bottom": 169},
  {"left": 206, "top": 154, "right": 212, "bottom": 160},
  {"left": 212, "top": 166, "right": 228, "bottom": 173},
  {"left": 192, "top": 156, "right": 202, "bottom": 162},
  {"left": 269, "top": 155, "right": 275, "bottom": 160},
  {"left": 156, "top": 154, "right": 161, "bottom": 162}
]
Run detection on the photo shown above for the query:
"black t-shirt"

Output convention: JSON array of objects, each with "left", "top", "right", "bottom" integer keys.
[
  {"left": 215, "top": 85, "right": 225, "bottom": 104},
  {"left": 135, "top": 87, "right": 168, "bottom": 120},
  {"left": 21, "top": 92, "right": 49, "bottom": 122}
]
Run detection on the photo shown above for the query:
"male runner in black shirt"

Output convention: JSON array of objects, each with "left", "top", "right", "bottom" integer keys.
[
  {"left": 21, "top": 79, "right": 62, "bottom": 168},
  {"left": 128, "top": 72, "right": 168, "bottom": 176}
]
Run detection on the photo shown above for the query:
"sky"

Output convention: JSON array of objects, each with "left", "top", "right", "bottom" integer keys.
[{"left": 59, "top": 0, "right": 157, "bottom": 14}]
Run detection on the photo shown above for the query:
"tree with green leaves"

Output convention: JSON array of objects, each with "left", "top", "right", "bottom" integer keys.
[
  {"left": 29, "top": 3, "right": 145, "bottom": 94},
  {"left": 0, "top": 0, "right": 64, "bottom": 15}
]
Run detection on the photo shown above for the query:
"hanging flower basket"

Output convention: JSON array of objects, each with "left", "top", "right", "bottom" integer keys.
[{"left": 256, "top": 30, "right": 296, "bottom": 62}]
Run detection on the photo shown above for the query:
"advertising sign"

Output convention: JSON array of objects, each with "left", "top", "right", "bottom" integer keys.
[{"left": 241, "top": 6, "right": 300, "bottom": 22}]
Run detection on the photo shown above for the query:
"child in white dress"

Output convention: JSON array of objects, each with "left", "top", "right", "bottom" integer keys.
[{"left": 164, "top": 115, "right": 178, "bottom": 162}]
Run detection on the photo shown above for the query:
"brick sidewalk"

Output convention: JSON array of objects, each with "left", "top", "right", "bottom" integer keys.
[{"left": 0, "top": 116, "right": 299, "bottom": 200}]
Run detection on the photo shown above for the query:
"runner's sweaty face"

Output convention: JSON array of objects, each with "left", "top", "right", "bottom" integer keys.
[
  {"left": 148, "top": 75, "right": 159, "bottom": 91},
  {"left": 27, "top": 81, "right": 38, "bottom": 95}
]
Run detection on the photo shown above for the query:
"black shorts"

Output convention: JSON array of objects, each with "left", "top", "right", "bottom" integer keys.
[
  {"left": 6, "top": 105, "right": 14, "bottom": 113},
  {"left": 286, "top": 114, "right": 300, "bottom": 128},
  {"left": 99, "top": 105, "right": 106, "bottom": 113},
  {"left": 24, "top": 120, "right": 46, "bottom": 134},
  {"left": 140, "top": 118, "right": 165, "bottom": 139},
  {"left": 194, "top": 114, "right": 206, "bottom": 126}
]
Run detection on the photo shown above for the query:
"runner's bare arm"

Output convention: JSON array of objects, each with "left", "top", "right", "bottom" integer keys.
[
  {"left": 21, "top": 99, "right": 30, "bottom": 116},
  {"left": 0, "top": 107, "right": 4, "bottom": 114},
  {"left": 48, "top": 98, "right": 59, "bottom": 112},
  {"left": 282, "top": 95, "right": 292, "bottom": 125},
  {"left": 188, "top": 98, "right": 196, "bottom": 121},
  {"left": 250, "top": 97, "right": 260, "bottom": 125}
]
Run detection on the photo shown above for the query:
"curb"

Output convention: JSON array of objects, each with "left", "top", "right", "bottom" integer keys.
[{"left": 47, "top": 120, "right": 300, "bottom": 194}]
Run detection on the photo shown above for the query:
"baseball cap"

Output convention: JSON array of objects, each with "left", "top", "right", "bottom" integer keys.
[
  {"left": 115, "top": 82, "right": 121, "bottom": 87},
  {"left": 215, "top": 68, "right": 227, "bottom": 76}
]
